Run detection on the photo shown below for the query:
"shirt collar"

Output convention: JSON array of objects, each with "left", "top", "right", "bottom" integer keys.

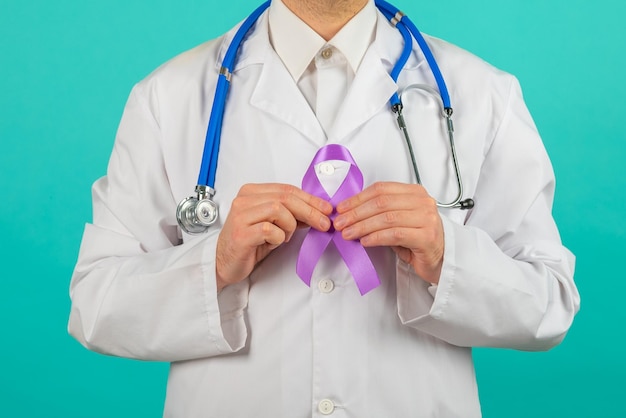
[{"left": 268, "top": 0, "right": 377, "bottom": 81}]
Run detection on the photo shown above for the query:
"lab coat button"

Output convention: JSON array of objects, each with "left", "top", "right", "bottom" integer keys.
[
  {"left": 318, "top": 399, "right": 335, "bottom": 415},
  {"left": 321, "top": 48, "right": 333, "bottom": 59},
  {"left": 319, "top": 162, "right": 335, "bottom": 175},
  {"left": 318, "top": 279, "right": 335, "bottom": 293}
]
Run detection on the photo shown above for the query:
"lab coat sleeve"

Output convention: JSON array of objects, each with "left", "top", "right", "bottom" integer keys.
[
  {"left": 68, "top": 85, "right": 248, "bottom": 362},
  {"left": 397, "top": 77, "right": 580, "bottom": 350}
]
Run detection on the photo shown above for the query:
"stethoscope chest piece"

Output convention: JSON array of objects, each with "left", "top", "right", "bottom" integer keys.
[{"left": 176, "top": 186, "right": 219, "bottom": 234}]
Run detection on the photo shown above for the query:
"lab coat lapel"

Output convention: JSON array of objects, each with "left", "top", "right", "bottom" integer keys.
[
  {"left": 329, "top": 46, "right": 397, "bottom": 142},
  {"left": 232, "top": 9, "right": 424, "bottom": 148},
  {"left": 219, "top": 11, "right": 325, "bottom": 147},
  {"left": 250, "top": 50, "right": 326, "bottom": 147},
  {"left": 328, "top": 11, "right": 423, "bottom": 143}
]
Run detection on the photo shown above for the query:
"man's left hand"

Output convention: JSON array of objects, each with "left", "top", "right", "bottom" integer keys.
[{"left": 334, "top": 182, "right": 444, "bottom": 284}]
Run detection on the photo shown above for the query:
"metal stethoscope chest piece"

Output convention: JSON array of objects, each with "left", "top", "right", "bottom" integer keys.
[
  {"left": 176, "top": 0, "right": 475, "bottom": 235},
  {"left": 176, "top": 185, "right": 219, "bottom": 234}
]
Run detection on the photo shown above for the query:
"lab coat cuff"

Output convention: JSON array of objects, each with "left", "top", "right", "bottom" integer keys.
[
  {"left": 397, "top": 215, "right": 457, "bottom": 325},
  {"left": 200, "top": 237, "right": 248, "bottom": 354}
]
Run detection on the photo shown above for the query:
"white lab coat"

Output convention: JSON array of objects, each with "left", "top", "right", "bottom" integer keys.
[{"left": 68, "top": 8, "right": 580, "bottom": 418}]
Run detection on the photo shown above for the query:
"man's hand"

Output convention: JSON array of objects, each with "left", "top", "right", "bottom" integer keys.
[
  {"left": 216, "top": 183, "right": 333, "bottom": 291},
  {"left": 333, "top": 182, "right": 444, "bottom": 284}
]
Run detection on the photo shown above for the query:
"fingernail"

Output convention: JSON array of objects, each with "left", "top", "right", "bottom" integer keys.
[
  {"left": 320, "top": 216, "right": 331, "bottom": 230},
  {"left": 334, "top": 217, "right": 346, "bottom": 229},
  {"left": 343, "top": 226, "right": 354, "bottom": 239}
]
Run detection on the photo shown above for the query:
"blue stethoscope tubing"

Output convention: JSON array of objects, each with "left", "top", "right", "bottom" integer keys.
[
  {"left": 177, "top": 0, "right": 473, "bottom": 234},
  {"left": 199, "top": 0, "right": 454, "bottom": 191},
  {"left": 199, "top": 1, "right": 272, "bottom": 190}
]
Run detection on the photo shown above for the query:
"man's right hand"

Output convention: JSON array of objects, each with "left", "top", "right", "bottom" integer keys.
[{"left": 215, "top": 183, "right": 333, "bottom": 291}]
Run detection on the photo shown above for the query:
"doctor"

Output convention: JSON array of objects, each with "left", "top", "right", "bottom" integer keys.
[{"left": 68, "top": 0, "right": 580, "bottom": 417}]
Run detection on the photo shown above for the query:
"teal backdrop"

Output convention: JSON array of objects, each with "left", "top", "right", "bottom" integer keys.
[{"left": 1, "top": 0, "right": 623, "bottom": 416}]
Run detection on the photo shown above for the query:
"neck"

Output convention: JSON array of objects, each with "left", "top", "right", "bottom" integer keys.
[{"left": 281, "top": 0, "right": 369, "bottom": 41}]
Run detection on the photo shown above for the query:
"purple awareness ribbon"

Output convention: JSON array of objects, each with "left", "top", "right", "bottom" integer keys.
[{"left": 296, "top": 144, "right": 381, "bottom": 295}]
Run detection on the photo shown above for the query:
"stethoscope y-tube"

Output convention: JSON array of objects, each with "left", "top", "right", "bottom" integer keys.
[
  {"left": 377, "top": 0, "right": 473, "bottom": 210},
  {"left": 395, "top": 84, "right": 475, "bottom": 210},
  {"left": 176, "top": 0, "right": 474, "bottom": 235}
]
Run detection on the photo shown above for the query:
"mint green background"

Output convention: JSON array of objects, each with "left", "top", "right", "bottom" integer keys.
[{"left": 0, "top": 0, "right": 623, "bottom": 416}]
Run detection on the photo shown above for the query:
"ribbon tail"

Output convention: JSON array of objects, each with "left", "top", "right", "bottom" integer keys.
[
  {"left": 333, "top": 235, "right": 381, "bottom": 295},
  {"left": 296, "top": 228, "right": 333, "bottom": 287}
]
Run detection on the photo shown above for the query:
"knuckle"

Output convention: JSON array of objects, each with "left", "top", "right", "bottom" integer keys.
[
  {"left": 278, "top": 192, "right": 293, "bottom": 204},
  {"left": 384, "top": 211, "right": 396, "bottom": 224},
  {"left": 373, "top": 181, "right": 386, "bottom": 194},
  {"left": 239, "top": 184, "right": 254, "bottom": 195},
  {"left": 393, "top": 228, "right": 405, "bottom": 240},
  {"left": 344, "top": 196, "right": 357, "bottom": 207},
  {"left": 279, "top": 184, "right": 296, "bottom": 196},
  {"left": 231, "top": 196, "right": 248, "bottom": 213},
  {"left": 260, "top": 221, "right": 274, "bottom": 235},
  {"left": 374, "top": 195, "right": 390, "bottom": 209},
  {"left": 267, "top": 201, "right": 282, "bottom": 216},
  {"left": 426, "top": 211, "right": 440, "bottom": 226},
  {"left": 230, "top": 198, "right": 242, "bottom": 212}
]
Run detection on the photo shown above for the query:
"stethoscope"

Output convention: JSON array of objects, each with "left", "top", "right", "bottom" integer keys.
[{"left": 176, "top": 0, "right": 475, "bottom": 235}]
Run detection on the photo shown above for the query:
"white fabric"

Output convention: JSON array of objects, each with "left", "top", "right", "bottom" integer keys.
[
  {"left": 269, "top": 0, "right": 376, "bottom": 133},
  {"left": 269, "top": 0, "right": 375, "bottom": 80},
  {"left": 68, "top": 3, "right": 580, "bottom": 418},
  {"left": 315, "top": 48, "right": 347, "bottom": 134}
]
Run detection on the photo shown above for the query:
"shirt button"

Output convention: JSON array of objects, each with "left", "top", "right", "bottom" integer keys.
[
  {"left": 321, "top": 48, "right": 333, "bottom": 59},
  {"left": 319, "top": 162, "right": 335, "bottom": 175},
  {"left": 318, "top": 399, "right": 335, "bottom": 415},
  {"left": 318, "top": 279, "right": 335, "bottom": 293}
]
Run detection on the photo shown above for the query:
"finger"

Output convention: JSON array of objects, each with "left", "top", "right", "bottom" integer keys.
[
  {"left": 336, "top": 182, "right": 428, "bottom": 214},
  {"left": 245, "top": 193, "right": 331, "bottom": 232},
  {"left": 238, "top": 183, "right": 333, "bottom": 215},
  {"left": 253, "top": 221, "right": 288, "bottom": 247},
  {"left": 283, "top": 196, "right": 332, "bottom": 232},
  {"left": 361, "top": 227, "right": 445, "bottom": 284},
  {"left": 229, "top": 198, "right": 299, "bottom": 241},
  {"left": 340, "top": 208, "right": 438, "bottom": 240},
  {"left": 254, "top": 190, "right": 331, "bottom": 232},
  {"left": 335, "top": 192, "right": 436, "bottom": 231},
  {"left": 236, "top": 185, "right": 332, "bottom": 231},
  {"left": 334, "top": 193, "right": 426, "bottom": 230},
  {"left": 358, "top": 226, "right": 442, "bottom": 252},
  {"left": 226, "top": 215, "right": 290, "bottom": 252}
]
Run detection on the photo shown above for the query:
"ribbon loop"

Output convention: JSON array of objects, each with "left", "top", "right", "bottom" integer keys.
[{"left": 296, "top": 144, "right": 380, "bottom": 295}]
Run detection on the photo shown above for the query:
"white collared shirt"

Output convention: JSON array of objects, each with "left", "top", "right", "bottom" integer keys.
[{"left": 269, "top": 0, "right": 376, "bottom": 133}]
